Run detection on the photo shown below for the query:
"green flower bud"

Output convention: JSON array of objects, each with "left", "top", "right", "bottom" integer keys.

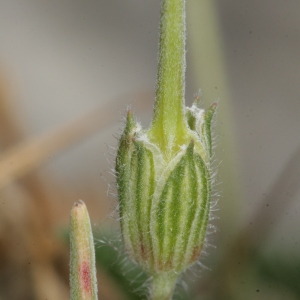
[{"left": 116, "top": 101, "right": 216, "bottom": 276}]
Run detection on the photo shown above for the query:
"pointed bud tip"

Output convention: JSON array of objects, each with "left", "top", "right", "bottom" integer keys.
[
  {"left": 204, "top": 102, "right": 217, "bottom": 122},
  {"left": 73, "top": 200, "right": 85, "bottom": 208},
  {"left": 123, "top": 109, "right": 136, "bottom": 135},
  {"left": 126, "top": 110, "right": 133, "bottom": 121},
  {"left": 70, "top": 200, "right": 97, "bottom": 299},
  {"left": 71, "top": 200, "right": 88, "bottom": 221},
  {"left": 194, "top": 94, "right": 201, "bottom": 107}
]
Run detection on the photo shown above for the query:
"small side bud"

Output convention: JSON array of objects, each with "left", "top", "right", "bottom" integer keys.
[{"left": 70, "top": 200, "right": 98, "bottom": 300}]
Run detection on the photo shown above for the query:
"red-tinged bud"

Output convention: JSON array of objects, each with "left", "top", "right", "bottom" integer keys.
[{"left": 70, "top": 200, "right": 98, "bottom": 300}]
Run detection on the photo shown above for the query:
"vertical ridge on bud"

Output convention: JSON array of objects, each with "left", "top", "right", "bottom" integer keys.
[
  {"left": 116, "top": 111, "right": 137, "bottom": 259},
  {"left": 70, "top": 200, "right": 97, "bottom": 300},
  {"left": 183, "top": 152, "right": 210, "bottom": 266},
  {"left": 172, "top": 142, "right": 198, "bottom": 267},
  {"left": 116, "top": 111, "right": 136, "bottom": 219},
  {"left": 201, "top": 103, "right": 217, "bottom": 158},
  {"left": 116, "top": 113, "right": 160, "bottom": 270},
  {"left": 127, "top": 141, "right": 156, "bottom": 268},
  {"left": 150, "top": 141, "right": 211, "bottom": 272}
]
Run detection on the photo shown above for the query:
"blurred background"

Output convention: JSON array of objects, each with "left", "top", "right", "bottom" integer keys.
[{"left": 0, "top": 0, "right": 299, "bottom": 299}]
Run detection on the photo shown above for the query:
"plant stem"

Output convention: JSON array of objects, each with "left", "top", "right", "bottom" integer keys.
[
  {"left": 150, "top": 273, "right": 178, "bottom": 300},
  {"left": 148, "top": 0, "right": 189, "bottom": 160}
]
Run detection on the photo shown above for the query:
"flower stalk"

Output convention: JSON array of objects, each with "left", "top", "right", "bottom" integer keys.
[
  {"left": 148, "top": 0, "right": 188, "bottom": 160},
  {"left": 150, "top": 273, "right": 178, "bottom": 300}
]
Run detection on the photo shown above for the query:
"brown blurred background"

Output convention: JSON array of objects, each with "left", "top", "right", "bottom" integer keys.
[{"left": 0, "top": 0, "right": 299, "bottom": 299}]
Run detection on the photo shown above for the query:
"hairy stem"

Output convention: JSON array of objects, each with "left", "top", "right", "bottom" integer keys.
[
  {"left": 150, "top": 273, "right": 178, "bottom": 300},
  {"left": 148, "top": 0, "right": 189, "bottom": 160}
]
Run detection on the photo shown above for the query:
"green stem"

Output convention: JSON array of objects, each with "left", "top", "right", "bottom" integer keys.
[
  {"left": 148, "top": 0, "right": 189, "bottom": 160},
  {"left": 150, "top": 273, "right": 178, "bottom": 300}
]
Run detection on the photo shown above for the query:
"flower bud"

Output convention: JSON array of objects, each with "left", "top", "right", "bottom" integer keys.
[
  {"left": 70, "top": 200, "right": 98, "bottom": 300},
  {"left": 116, "top": 101, "right": 216, "bottom": 275}
]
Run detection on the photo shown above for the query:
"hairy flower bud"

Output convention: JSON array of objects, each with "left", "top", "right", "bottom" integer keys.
[
  {"left": 116, "top": 101, "right": 216, "bottom": 275},
  {"left": 70, "top": 200, "right": 98, "bottom": 300}
]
